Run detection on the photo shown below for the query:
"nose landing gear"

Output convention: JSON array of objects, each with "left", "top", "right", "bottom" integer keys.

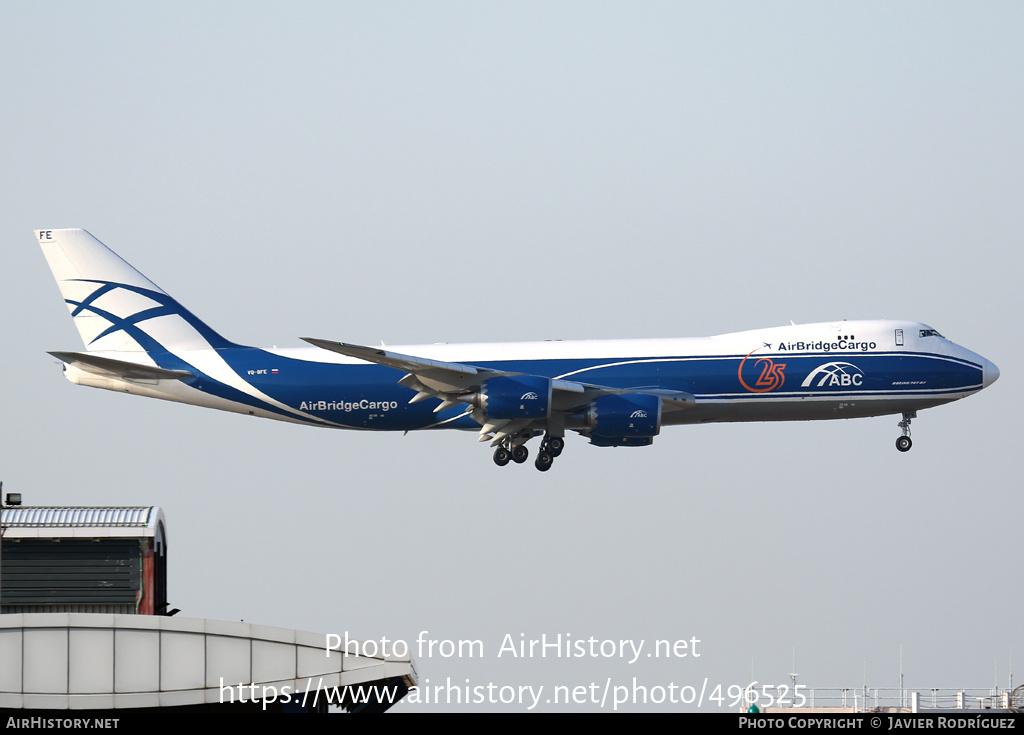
[{"left": 895, "top": 412, "right": 915, "bottom": 452}]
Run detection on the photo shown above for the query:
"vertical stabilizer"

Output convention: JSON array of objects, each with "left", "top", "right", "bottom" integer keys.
[{"left": 36, "top": 228, "right": 235, "bottom": 353}]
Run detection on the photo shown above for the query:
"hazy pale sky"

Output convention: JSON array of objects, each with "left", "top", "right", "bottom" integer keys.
[{"left": 1, "top": 2, "right": 1020, "bottom": 711}]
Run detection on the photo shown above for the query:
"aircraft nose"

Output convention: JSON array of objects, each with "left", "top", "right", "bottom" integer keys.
[{"left": 982, "top": 357, "right": 1000, "bottom": 388}]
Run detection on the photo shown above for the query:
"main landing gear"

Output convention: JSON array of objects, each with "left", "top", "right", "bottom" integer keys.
[
  {"left": 492, "top": 447, "right": 511, "bottom": 466},
  {"left": 492, "top": 439, "right": 530, "bottom": 467},
  {"left": 492, "top": 443, "right": 531, "bottom": 466},
  {"left": 895, "top": 411, "right": 915, "bottom": 452},
  {"left": 492, "top": 433, "right": 564, "bottom": 471},
  {"left": 533, "top": 434, "right": 564, "bottom": 472}
]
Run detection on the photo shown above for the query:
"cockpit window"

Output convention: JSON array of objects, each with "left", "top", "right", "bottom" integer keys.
[{"left": 919, "top": 329, "right": 944, "bottom": 338}]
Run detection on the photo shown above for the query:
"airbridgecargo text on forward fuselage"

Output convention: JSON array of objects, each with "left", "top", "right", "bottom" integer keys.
[
  {"left": 777, "top": 340, "right": 877, "bottom": 352},
  {"left": 299, "top": 399, "right": 400, "bottom": 412}
]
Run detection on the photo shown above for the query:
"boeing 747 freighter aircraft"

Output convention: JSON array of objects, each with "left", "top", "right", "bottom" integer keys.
[{"left": 37, "top": 229, "right": 999, "bottom": 471}]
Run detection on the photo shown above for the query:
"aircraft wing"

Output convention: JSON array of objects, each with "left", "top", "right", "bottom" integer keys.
[
  {"left": 304, "top": 337, "right": 497, "bottom": 393},
  {"left": 302, "top": 337, "right": 592, "bottom": 393},
  {"left": 49, "top": 351, "right": 193, "bottom": 381},
  {"left": 301, "top": 338, "right": 695, "bottom": 440}
]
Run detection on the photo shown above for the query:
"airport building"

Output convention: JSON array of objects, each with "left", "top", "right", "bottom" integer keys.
[{"left": 0, "top": 504, "right": 416, "bottom": 713}]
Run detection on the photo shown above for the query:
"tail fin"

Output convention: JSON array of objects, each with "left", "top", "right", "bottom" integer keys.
[{"left": 36, "top": 228, "right": 236, "bottom": 353}]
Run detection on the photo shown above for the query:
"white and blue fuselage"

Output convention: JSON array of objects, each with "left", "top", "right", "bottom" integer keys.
[
  {"left": 39, "top": 229, "right": 999, "bottom": 470},
  {"left": 74, "top": 326, "right": 992, "bottom": 429}
]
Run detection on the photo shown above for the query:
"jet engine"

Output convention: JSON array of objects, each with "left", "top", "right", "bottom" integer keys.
[
  {"left": 471, "top": 375, "right": 552, "bottom": 420},
  {"left": 584, "top": 393, "right": 662, "bottom": 447}
]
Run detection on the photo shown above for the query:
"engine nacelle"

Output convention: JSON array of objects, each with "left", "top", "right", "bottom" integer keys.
[
  {"left": 476, "top": 375, "right": 552, "bottom": 420},
  {"left": 589, "top": 436, "right": 655, "bottom": 447},
  {"left": 586, "top": 393, "right": 662, "bottom": 445}
]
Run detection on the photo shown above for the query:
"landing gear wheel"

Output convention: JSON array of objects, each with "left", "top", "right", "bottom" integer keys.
[
  {"left": 547, "top": 436, "right": 564, "bottom": 457},
  {"left": 493, "top": 447, "right": 511, "bottom": 466},
  {"left": 511, "top": 445, "right": 529, "bottom": 464},
  {"left": 896, "top": 411, "right": 915, "bottom": 453},
  {"left": 535, "top": 451, "right": 553, "bottom": 472}
]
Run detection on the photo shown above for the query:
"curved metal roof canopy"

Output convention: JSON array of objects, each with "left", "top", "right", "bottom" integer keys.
[{"left": 0, "top": 613, "right": 416, "bottom": 712}]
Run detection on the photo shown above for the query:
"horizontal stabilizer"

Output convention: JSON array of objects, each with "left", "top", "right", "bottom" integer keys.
[{"left": 49, "top": 351, "right": 192, "bottom": 381}]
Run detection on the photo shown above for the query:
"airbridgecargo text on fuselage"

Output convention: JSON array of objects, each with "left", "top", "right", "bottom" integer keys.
[
  {"left": 299, "top": 399, "right": 400, "bottom": 412},
  {"left": 777, "top": 340, "right": 877, "bottom": 352}
]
